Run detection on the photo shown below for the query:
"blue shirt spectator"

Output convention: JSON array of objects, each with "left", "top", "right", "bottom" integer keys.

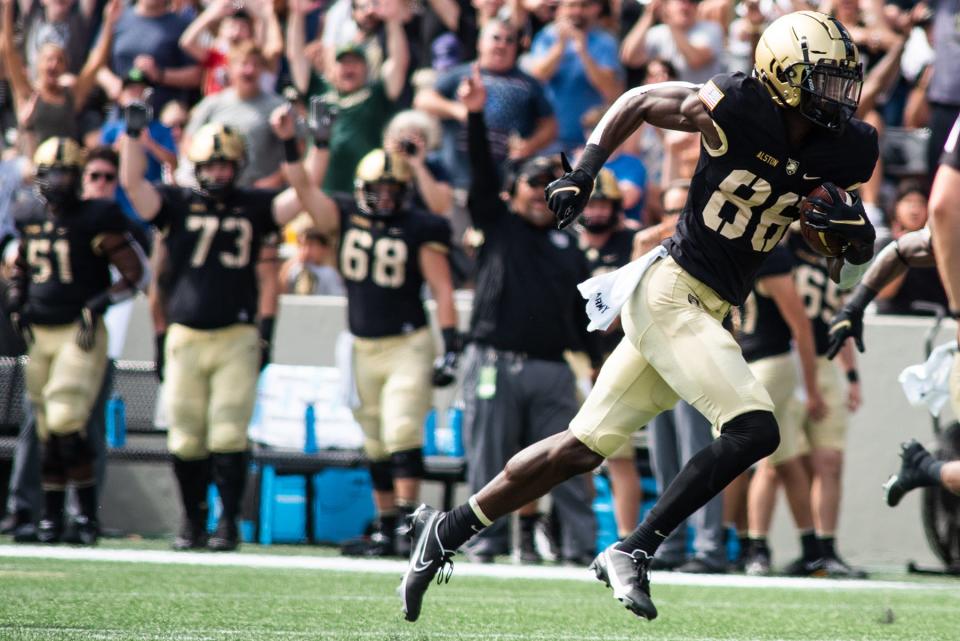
[
  {"left": 606, "top": 154, "right": 648, "bottom": 222},
  {"left": 102, "top": 120, "right": 175, "bottom": 224},
  {"left": 527, "top": 0, "right": 622, "bottom": 150},
  {"left": 109, "top": 1, "right": 199, "bottom": 112}
]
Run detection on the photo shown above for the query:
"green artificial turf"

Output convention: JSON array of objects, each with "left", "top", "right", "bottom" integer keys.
[{"left": 2, "top": 553, "right": 959, "bottom": 641}]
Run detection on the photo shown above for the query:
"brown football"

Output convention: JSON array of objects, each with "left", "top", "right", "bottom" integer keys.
[{"left": 799, "top": 184, "right": 847, "bottom": 258}]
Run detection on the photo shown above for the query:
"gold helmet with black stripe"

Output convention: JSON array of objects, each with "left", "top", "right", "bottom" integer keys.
[
  {"left": 188, "top": 123, "right": 246, "bottom": 198},
  {"left": 354, "top": 149, "right": 412, "bottom": 217},
  {"left": 754, "top": 11, "right": 862, "bottom": 131},
  {"left": 580, "top": 168, "right": 623, "bottom": 233},
  {"left": 33, "top": 137, "right": 84, "bottom": 207}
]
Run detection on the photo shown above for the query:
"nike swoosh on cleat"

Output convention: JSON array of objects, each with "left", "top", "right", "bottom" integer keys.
[
  {"left": 551, "top": 186, "right": 581, "bottom": 196},
  {"left": 411, "top": 514, "right": 441, "bottom": 573},
  {"left": 830, "top": 217, "right": 865, "bottom": 226}
]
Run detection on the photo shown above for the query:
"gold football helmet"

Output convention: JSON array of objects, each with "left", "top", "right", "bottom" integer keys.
[
  {"left": 188, "top": 123, "right": 246, "bottom": 197},
  {"left": 581, "top": 168, "right": 623, "bottom": 232},
  {"left": 354, "top": 149, "right": 412, "bottom": 217},
  {"left": 33, "top": 137, "right": 84, "bottom": 207},
  {"left": 754, "top": 11, "right": 862, "bottom": 131}
]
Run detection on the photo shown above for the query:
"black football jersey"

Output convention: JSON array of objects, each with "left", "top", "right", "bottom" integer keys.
[
  {"left": 582, "top": 228, "right": 636, "bottom": 357},
  {"left": 153, "top": 187, "right": 279, "bottom": 330},
  {"left": 13, "top": 196, "right": 128, "bottom": 325},
  {"left": 738, "top": 243, "right": 794, "bottom": 363},
  {"left": 665, "top": 72, "right": 879, "bottom": 305},
  {"left": 788, "top": 231, "right": 840, "bottom": 356},
  {"left": 333, "top": 195, "right": 452, "bottom": 338}
]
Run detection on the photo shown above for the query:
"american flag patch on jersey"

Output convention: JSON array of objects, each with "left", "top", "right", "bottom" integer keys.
[{"left": 698, "top": 80, "right": 724, "bottom": 110}]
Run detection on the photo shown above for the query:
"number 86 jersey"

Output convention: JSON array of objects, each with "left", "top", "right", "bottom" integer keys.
[
  {"left": 665, "top": 72, "right": 878, "bottom": 306},
  {"left": 332, "top": 195, "right": 451, "bottom": 339},
  {"left": 154, "top": 186, "right": 279, "bottom": 330}
]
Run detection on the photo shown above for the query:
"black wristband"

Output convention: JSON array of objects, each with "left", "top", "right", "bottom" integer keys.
[
  {"left": 846, "top": 370, "right": 859, "bottom": 383},
  {"left": 576, "top": 143, "right": 608, "bottom": 178},
  {"left": 441, "top": 327, "right": 462, "bottom": 354},
  {"left": 258, "top": 316, "right": 276, "bottom": 343},
  {"left": 84, "top": 290, "right": 112, "bottom": 315},
  {"left": 951, "top": 309, "right": 960, "bottom": 320},
  {"left": 282, "top": 138, "right": 300, "bottom": 163},
  {"left": 846, "top": 285, "right": 877, "bottom": 315}
]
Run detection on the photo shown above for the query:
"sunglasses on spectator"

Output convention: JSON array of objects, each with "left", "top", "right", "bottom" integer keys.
[
  {"left": 86, "top": 172, "right": 117, "bottom": 182},
  {"left": 167, "top": 121, "right": 187, "bottom": 130}
]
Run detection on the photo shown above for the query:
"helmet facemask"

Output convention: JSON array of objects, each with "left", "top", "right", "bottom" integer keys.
[
  {"left": 580, "top": 199, "right": 620, "bottom": 233},
  {"left": 794, "top": 59, "right": 862, "bottom": 132},
  {"left": 35, "top": 166, "right": 80, "bottom": 209},
  {"left": 357, "top": 179, "right": 408, "bottom": 218},
  {"left": 195, "top": 160, "right": 239, "bottom": 200}
]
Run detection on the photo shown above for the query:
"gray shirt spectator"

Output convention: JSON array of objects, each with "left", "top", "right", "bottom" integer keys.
[
  {"left": 21, "top": 0, "right": 92, "bottom": 77},
  {"left": 621, "top": 0, "right": 725, "bottom": 85},
  {"left": 183, "top": 42, "right": 287, "bottom": 188}
]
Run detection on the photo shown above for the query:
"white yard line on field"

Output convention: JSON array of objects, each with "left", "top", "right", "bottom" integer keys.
[{"left": 0, "top": 544, "right": 951, "bottom": 592}]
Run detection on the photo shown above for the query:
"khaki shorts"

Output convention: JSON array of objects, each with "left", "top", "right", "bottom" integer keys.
[
  {"left": 26, "top": 320, "right": 108, "bottom": 440},
  {"left": 353, "top": 327, "right": 435, "bottom": 461},
  {"left": 164, "top": 323, "right": 259, "bottom": 459},
  {"left": 749, "top": 352, "right": 807, "bottom": 465},
  {"left": 798, "top": 356, "right": 848, "bottom": 452},
  {"left": 570, "top": 256, "right": 774, "bottom": 457}
]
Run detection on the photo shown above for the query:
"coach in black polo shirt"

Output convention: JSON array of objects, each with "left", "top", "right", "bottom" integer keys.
[{"left": 457, "top": 67, "right": 597, "bottom": 564}]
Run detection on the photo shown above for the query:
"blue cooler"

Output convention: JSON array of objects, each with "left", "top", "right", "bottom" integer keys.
[
  {"left": 592, "top": 473, "right": 619, "bottom": 554},
  {"left": 258, "top": 466, "right": 309, "bottom": 544},
  {"left": 313, "top": 469, "right": 376, "bottom": 544}
]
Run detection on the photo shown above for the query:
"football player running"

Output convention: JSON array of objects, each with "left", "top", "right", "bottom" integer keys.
[
  {"left": 6, "top": 138, "right": 146, "bottom": 545},
  {"left": 400, "top": 11, "right": 878, "bottom": 622},
  {"left": 829, "top": 116, "right": 960, "bottom": 507},
  {"left": 121, "top": 122, "right": 308, "bottom": 551},
  {"left": 270, "top": 106, "right": 459, "bottom": 558}
]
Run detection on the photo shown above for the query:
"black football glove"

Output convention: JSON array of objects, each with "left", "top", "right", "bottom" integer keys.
[
  {"left": 154, "top": 332, "right": 166, "bottom": 382},
  {"left": 545, "top": 153, "right": 593, "bottom": 229},
  {"left": 307, "top": 98, "right": 338, "bottom": 148},
  {"left": 75, "top": 307, "right": 98, "bottom": 351},
  {"left": 258, "top": 317, "right": 275, "bottom": 372},
  {"left": 122, "top": 101, "right": 152, "bottom": 138},
  {"left": 9, "top": 310, "right": 33, "bottom": 346},
  {"left": 803, "top": 183, "right": 876, "bottom": 252},
  {"left": 432, "top": 328, "right": 463, "bottom": 387},
  {"left": 826, "top": 304, "right": 864, "bottom": 359}
]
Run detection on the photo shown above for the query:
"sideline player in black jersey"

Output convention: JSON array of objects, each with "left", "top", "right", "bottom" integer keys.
[
  {"left": 835, "top": 117, "right": 960, "bottom": 508},
  {"left": 121, "top": 122, "right": 308, "bottom": 552},
  {"left": 4, "top": 138, "right": 145, "bottom": 545},
  {"left": 400, "top": 11, "right": 880, "bottom": 622},
  {"left": 270, "top": 107, "right": 459, "bottom": 558},
  {"left": 578, "top": 170, "right": 642, "bottom": 540}
]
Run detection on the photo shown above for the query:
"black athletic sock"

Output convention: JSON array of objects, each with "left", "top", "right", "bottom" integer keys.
[
  {"left": 43, "top": 490, "right": 66, "bottom": 523},
  {"left": 437, "top": 503, "right": 486, "bottom": 550},
  {"left": 818, "top": 535, "right": 836, "bottom": 559},
  {"left": 749, "top": 536, "right": 769, "bottom": 555},
  {"left": 618, "top": 410, "right": 780, "bottom": 558},
  {"left": 378, "top": 510, "right": 398, "bottom": 539},
  {"left": 76, "top": 485, "right": 98, "bottom": 521},
  {"left": 800, "top": 530, "right": 819, "bottom": 561},
  {"left": 520, "top": 513, "right": 540, "bottom": 535},
  {"left": 617, "top": 522, "right": 667, "bottom": 556},
  {"left": 918, "top": 455, "right": 945, "bottom": 486}
]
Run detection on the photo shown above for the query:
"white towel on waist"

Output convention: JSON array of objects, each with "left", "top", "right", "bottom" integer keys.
[
  {"left": 577, "top": 245, "right": 668, "bottom": 332},
  {"left": 898, "top": 340, "right": 958, "bottom": 417}
]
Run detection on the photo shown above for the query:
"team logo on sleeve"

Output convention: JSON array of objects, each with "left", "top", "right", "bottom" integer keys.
[{"left": 785, "top": 159, "right": 799, "bottom": 176}]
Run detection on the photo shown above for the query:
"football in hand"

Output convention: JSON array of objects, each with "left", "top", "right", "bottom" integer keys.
[{"left": 798, "top": 184, "right": 848, "bottom": 258}]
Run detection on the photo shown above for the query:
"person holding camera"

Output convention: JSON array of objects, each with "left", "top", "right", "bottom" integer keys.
[
  {"left": 270, "top": 104, "right": 460, "bottom": 558},
  {"left": 101, "top": 69, "right": 177, "bottom": 236},
  {"left": 383, "top": 110, "right": 453, "bottom": 216}
]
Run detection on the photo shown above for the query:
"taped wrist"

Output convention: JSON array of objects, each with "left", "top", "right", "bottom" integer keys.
[{"left": 576, "top": 144, "right": 608, "bottom": 178}]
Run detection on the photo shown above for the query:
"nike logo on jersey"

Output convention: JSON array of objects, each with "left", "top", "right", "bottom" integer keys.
[
  {"left": 802, "top": 174, "right": 822, "bottom": 180},
  {"left": 551, "top": 186, "right": 581, "bottom": 196}
]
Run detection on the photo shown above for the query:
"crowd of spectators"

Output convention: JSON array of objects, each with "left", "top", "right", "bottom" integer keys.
[{"left": 0, "top": 0, "right": 957, "bottom": 561}]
